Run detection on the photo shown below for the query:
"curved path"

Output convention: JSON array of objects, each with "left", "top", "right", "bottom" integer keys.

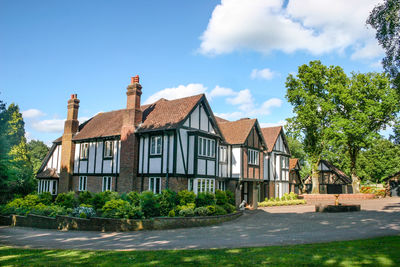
[{"left": 0, "top": 198, "right": 399, "bottom": 251}]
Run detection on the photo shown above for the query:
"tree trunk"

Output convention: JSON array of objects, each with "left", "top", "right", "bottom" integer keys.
[
  {"left": 311, "top": 161, "right": 320, "bottom": 194},
  {"left": 350, "top": 148, "right": 360, "bottom": 193}
]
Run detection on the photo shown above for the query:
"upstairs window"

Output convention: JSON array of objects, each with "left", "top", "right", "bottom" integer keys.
[
  {"left": 80, "top": 143, "right": 89, "bottom": 159},
  {"left": 150, "top": 136, "right": 162, "bottom": 155},
  {"left": 248, "top": 149, "right": 259, "bottom": 165},
  {"left": 104, "top": 141, "right": 114, "bottom": 158},
  {"left": 219, "top": 146, "right": 227, "bottom": 163},
  {"left": 198, "top": 137, "right": 215, "bottom": 158}
]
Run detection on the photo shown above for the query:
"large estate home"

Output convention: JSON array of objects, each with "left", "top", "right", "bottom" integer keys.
[{"left": 36, "top": 76, "right": 298, "bottom": 207}]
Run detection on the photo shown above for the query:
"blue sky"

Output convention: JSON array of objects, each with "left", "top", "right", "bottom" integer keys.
[{"left": 0, "top": 0, "right": 387, "bottom": 145}]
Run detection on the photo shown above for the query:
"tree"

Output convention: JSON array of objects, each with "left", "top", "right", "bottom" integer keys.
[
  {"left": 27, "top": 140, "right": 49, "bottom": 174},
  {"left": 285, "top": 61, "right": 347, "bottom": 193},
  {"left": 389, "top": 119, "right": 400, "bottom": 145},
  {"left": 329, "top": 72, "right": 400, "bottom": 192},
  {"left": 367, "top": 0, "right": 400, "bottom": 89}
]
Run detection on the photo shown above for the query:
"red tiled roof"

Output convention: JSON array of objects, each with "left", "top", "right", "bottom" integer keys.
[
  {"left": 215, "top": 116, "right": 229, "bottom": 123},
  {"left": 37, "top": 168, "right": 59, "bottom": 179},
  {"left": 289, "top": 158, "right": 299, "bottom": 170},
  {"left": 261, "top": 126, "right": 282, "bottom": 152},
  {"left": 217, "top": 118, "right": 257, "bottom": 145}
]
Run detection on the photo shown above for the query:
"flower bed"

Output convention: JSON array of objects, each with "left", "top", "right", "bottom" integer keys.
[
  {"left": 258, "top": 192, "right": 306, "bottom": 207},
  {"left": 360, "top": 186, "right": 386, "bottom": 198}
]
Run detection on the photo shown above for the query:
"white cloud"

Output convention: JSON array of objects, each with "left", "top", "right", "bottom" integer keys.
[
  {"left": 25, "top": 131, "right": 32, "bottom": 142},
  {"left": 144, "top": 84, "right": 207, "bottom": 105},
  {"left": 214, "top": 111, "right": 244, "bottom": 121},
  {"left": 251, "top": 68, "right": 277, "bottom": 80},
  {"left": 227, "top": 89, "right": 254, "bottom": 111},
  {"left": 209, "top": 86, "right": 236, "bottom": 99},
  {"left": 200, "top": 0, "right": 384, "bottom": 60},
  {"left": 29, "top": 116, "right": 91, "bottom": 133},
  {"left": 259, "top": 120, "right": 287, "bottom": 128},
  {"left": 22, "top": 109, "right": 45, "bottom": 119}
]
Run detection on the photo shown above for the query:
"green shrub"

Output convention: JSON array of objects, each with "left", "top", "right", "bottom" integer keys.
[
  {"left": 225, "top": 190, "right": 235, "bottom": 205},
  {"left": 1, "top": 194, "right": 42, "bottom": 215},
  {"left": 214, "top": 205, "right": 227, "bottom": 215},
  {"left": 215, "top": 190, "right": 228, "bottom": 205},
  {"left": 258, "top": 199, "right": 306, "bottom": 207},
  {"left": 195, "top": 192, "right": 216, "bottom": 207},
  {"left": 194, "top": 207, "right": 208, "bottom": 216},
  {"left": 139, "top": 191, "right": 160, "bottom": 218},
  {"left": 159, "top": 189, "right": 178, "bottom": 216},
  {"left": 23, "top": 194, "right": 41, "bottom": 207},
  {"left": 78, "top": 191, "right": 93, "bottom": 205},
  {"left": 38, "top": 192, "right": 53, "bottom": 205},
  {"left": 176, "top": 203, "right": 195, "bottom": 213},
  {"left": 126, "top": 191, "right": 140, "bottom": 206},
  {"left": 177, "top": 190, "right": 195, "bottom": 205},
  {"left": 30, "top": 204, "right": 68, "bottom": 217},
  {"left": 55, "top": 192, "right": 77, "bottom": 209},
  {"left": 72, "top": 206, "right": 96, "bottom": 218},
  {"left": 289, "top": 192, "right": 298, "bottom": 200},
  {"left": 92, "top": 191, "right": 120, "bottom": 210},
  {"left": 205, "top": 205, "right": 216, "bottom": 215},
  {"left": 222, "top": 203, "right": 236, "bottom": 214},
  {"left": 168, "top": 210, "right": 175, "bottom": 217},
  {"left": 179, "top": 207, "right": 194, "bottom": 217},
  {"left": 101, "top": 199, "right": 143, "bottom": 219}
]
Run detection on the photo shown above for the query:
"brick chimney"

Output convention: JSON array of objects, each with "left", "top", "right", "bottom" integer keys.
[
  {"left": 59, "top": 94, "right": 80, "bottom": 193},
  {"left": 119, "top": 76, "right": 143, "bottom": 193}
]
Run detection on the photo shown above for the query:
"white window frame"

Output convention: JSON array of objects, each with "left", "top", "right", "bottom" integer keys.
[
  {"left": 248, "top": 149, "right": 259, "bottom": 165},
  {"left": 193, "top": 178, "right": 215, "bottom": 194},
  {"left": 104, "top": 140, "right": 113, "bottom": 158},
  {"left": 150, "top": 136, "right": 162, "bottom": 155},
  {"left": 80, "top": 143, "right": 89, "bottom": 159},
  {"left": 102, "top": 176, "right": 112, "bottom": 191},
  {"left": 188, "top": 178, "right": 194, "bottom": 192},
  {"left": 219, "top": 146, "right": 227, "bottom": 163},
  {"left": 37, "top": 179, "right": 58, "bottom": 195},
  {"left": 198, "top": 137, "right": 215, "bottom": 158},
  {"left": 281, "top": 156, "right": 289, "bottom": 181},
  {"left": 149, "top": 177, "right": 161, "bottom": 194},
  {"left": 79, "top": 176, "right": 87, "bottom": 191}
]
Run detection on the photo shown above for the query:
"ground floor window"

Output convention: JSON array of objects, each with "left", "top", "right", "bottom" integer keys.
[
  {"left": 149, "top": 177, "right": 161, "bottom": 194},
  {"left": 193, "top": 178, "right": 215, "bottom": 194},
  {"left": 188, "top": 178, "right": 194, "bottom": 192},
  {"left": 38, "top": 179, "right": 58, "bottom": 195},
  {"left": 79, "top": 176, "right": 87, "bottom": 191},
  {"left": 218, "top": 181, "right": 226, "bottom": 191},
  {"left": 102, "top": 176, "right": 112, "bottom": 191}
]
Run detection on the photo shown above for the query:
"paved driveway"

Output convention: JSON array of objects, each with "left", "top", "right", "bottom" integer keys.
[{"left": 0, "top": 198, "right": 399, "bottom": 251}]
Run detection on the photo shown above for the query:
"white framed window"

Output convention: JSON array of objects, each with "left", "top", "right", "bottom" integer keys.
[
  {"left": 248, "top": 149, "right": 259, "bottom": 165},
  {"left": 149, "top": 177, "right": 161, "bottom": 194},
  {"left": 198, "top": 137, "right": 215, "bottom": 158},
  {"left": 79, "top": 176, "right": 87, "bottom": 191},
  {"left": 104, "top": 140, "right": 113, "bottom": 158},
  {"left": 102, "top": 176, "right": 112, "bottom": 191},
  {"left": 219, "top": 146, "right": 227, "bottom": 163},
  {"left": 38, "top": 179, "right": 58, "bottom": 195},
  {"left": 281, "top": 156, "right": 289, "bottom": 181},
  {"left": 188, "top": 178, "right": 194, "bottom": 192},
  {"left": 218, "top": 181, "right": 226, "bottom": 191},
  {"left": 80, "top": 143, "right": 89, "bottom": 159},
  {"left": 193, "top": 178, "right": 215, "bottom": 194},
  {"left": 150, "top": 136, "right": 162, "bottom": 155}
]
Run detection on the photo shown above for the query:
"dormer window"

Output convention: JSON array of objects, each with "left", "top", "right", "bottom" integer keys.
[
  {"left": 150, "top": 136, "right": 162, "bottom": 155},
  {"left": 104, "top": 140, "right": 113, "bottom": 158},
  {"left": 198, "top": 136, "right": 215, "bottom": 158},
  {"left": 80, "top": 143, "right": 89, "bottom": 159}
]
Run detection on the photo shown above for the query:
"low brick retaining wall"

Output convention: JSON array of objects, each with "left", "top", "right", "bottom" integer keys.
[
  {"left": 0, "top": 211, "right": 242, "bottom": 232},
  {"left": 300, "top": 194, "right": 375, "bottom": 202}
]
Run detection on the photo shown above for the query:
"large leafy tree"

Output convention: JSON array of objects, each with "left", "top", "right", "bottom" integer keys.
[
  {"left": 285, "top": 61, "right": 347, "bottom": 193},
  {"left": 28, "top": 140, "right": 49, "bottom": 174},
  {"left": 329, "top": 72, "right": 400, "bottom": 192},
  {"left": 367, "top": 0, "right": 400, "bottom": 89}
]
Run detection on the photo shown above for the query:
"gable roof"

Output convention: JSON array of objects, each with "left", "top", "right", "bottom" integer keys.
[
  {"left": 320, "top": 159, "right": 352, "bottom": 184},
  {"left": 289, "top": 158, "right": 300, "bottom": 171},
  {"left": 217, "top": 118, "right": 266, "bottom": 148},
  {"left": 215, "top": 116, "right": 230, "bottom": 123},
  {"left": 261, "top": 126, "right": 283, "bottom": 153}
]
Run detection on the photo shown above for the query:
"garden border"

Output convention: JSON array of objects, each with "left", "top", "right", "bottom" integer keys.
[{"left": 0, "top": 211, "right": 243, "bottom": 232}]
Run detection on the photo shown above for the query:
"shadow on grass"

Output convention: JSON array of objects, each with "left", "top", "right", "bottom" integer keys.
[{"left": 0, "top": 236, "right": 399, "bottom": 266}]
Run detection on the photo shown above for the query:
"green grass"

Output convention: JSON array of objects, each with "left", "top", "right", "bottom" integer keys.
[{"left": 0, "top": 236, "right": 399, "bottom": 266}]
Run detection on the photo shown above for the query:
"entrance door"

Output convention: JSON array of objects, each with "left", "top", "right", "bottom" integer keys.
[
  {"left": 390, "top": 181, "right": 400, "bottom": 197},
  {"left": 243, "top": 182, "right": 248, "bottom": 203}
]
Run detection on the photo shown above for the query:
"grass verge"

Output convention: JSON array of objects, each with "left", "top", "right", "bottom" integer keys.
[{"left": 0, "top": 235, "right": 399, "bottom": 266}]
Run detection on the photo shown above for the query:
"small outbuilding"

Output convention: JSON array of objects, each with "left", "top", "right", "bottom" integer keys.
[
  {"left": 304, "top": 160, "right": 353, "bottom": 194},
  {"left": 289, "top": 158, "right": 301, "bottom": 194},
  {"left": 383, "top": 172, "right": 400, "bottom": 197}
]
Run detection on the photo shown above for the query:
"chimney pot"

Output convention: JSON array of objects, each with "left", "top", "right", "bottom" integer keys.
[{"left": 131, "top": 75, "right": 140, "bottom": 84}]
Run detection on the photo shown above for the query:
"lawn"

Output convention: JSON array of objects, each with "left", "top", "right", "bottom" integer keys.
[{"left": 0, "top": 235, "right": 399, "bottom": 267}]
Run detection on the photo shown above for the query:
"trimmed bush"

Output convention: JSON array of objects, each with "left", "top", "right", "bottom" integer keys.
[
  {"left": 226, "top": 190, "right": 235, "bottom": 205},
  {"left": 38, "top": 192, "right": 53, "bottom": 205},
  {"left": 215, "top": 190, "right": 228, "bottom": 205},
  {"left": 140, "top": 191, "right": 160, "bottom": 218},
  {"left": 194, "top": 207, "right": 208, "bottom": 216},
  {"left": 159, "top": 189, "right": 178, "bottom": 216},
  {"left": 206, "top": 205, "right": 216, "bottom": 215},
  {"left": 168, "top": 210, "right": 175, "bottom": 217},
  {"left": 72, "top": 205, "right": 96, "bottom": 219},
  {"left": 214, "top": 205, "right": 227, "bottom": 215},
  {"left": 222, "top": 203, "right": 236, "bottom": 214},
  {"left": 179, "top": 207, "right": 194, "bottom": 217},
  {"left": 195, "top": 192, "right": 216, "bottom": 207},
  {"left": 55, "top": 192, "right": 77, "bottom": 209},
  {"left": 92, "top": 191, "right": 120, "bottom": 210},
  {"left": 176, "top": 203, "right": 195, "bottom": 213},
  {"left": 78, "top": 191, "right": 93, "bottom": 206},
  {"left": 30, "top": 204, "right": 69, "bottom": 217},
  {"left": 258, "top": 199, "right": 306, "bottom": 207},
  {"left": 178, "top": 190, "right": 195, "bottom": 205},
  {"left": 126, "top": 191, "right": 140, "bottom": 206},
  {"left": 102, "top": 199, "right": 143, "bottom": 219}
]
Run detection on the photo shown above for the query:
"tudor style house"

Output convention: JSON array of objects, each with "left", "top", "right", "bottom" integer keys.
[
  {"left": 289, "top": 158, "right": 301, "bottom": 194},
  {"left": 36, "top": 76, "right": 297, "bottom": 207}
]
